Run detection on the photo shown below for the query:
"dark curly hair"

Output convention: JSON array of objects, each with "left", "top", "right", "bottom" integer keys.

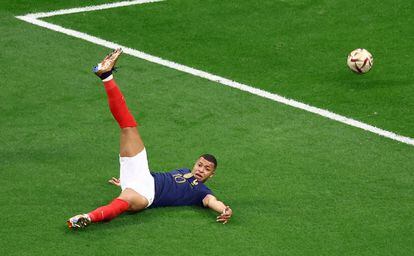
[{"left": 200, "top": 154, "right": 217, "bottom": 169}]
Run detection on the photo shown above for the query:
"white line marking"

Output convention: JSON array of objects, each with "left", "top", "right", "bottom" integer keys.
[
  {"left": 15, "top": 1, "right": 414, "bottom": 147},
  {"left": 21, "top": 0, "right": 163, "bottom": 19}
]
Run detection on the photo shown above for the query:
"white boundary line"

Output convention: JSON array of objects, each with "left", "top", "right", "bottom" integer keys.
[
  {"left": 21, "top": 0, "right": 164, "bottom": 19},
  {"left": 15, "top": 0, "right": 414, "bottom": 147}
]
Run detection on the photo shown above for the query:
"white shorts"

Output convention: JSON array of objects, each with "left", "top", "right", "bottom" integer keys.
[{"left": 119, "top": 149, "right": 155, "bottom": 207}]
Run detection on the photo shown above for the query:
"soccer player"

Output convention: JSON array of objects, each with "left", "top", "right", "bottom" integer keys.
[{"left": 67, "top": 49, "right": 233, "bottom": 229}]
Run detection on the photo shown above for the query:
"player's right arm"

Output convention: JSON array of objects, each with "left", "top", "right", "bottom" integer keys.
[{"left": 203, "top": 194, "right": 233, "bottom": 224}]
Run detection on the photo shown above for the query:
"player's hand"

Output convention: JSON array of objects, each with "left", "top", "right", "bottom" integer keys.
[
  {"left": 108, "top": 177, "right": 121, "bottom": 187},
  {"left": 216, "top": 206, "right": 232, "bottom": 224}
]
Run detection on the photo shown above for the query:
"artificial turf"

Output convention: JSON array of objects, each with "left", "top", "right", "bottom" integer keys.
[{"left": 1, "top": 1, "right": 413, "bottom": 255}]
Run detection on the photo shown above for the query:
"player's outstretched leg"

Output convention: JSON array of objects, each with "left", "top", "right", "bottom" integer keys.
[
  {"left": 67, "top": 198, "right": 130, "bottom": 229},
  {"left": 94, "top": 48, "right": 144, "bottom": 156},
  {"left": 67, "top": 49, "right": 147, "bottom": 229},
  {"left": 95, "top": 48, "right": 138, "bottom": 130}
]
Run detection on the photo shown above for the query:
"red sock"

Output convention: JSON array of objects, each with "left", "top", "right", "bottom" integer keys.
[
  {"left": 103, "top": 79, "right": 137, "bottom": 128},
  {"left": 88, "top": 198, "right": 130, "bottom": 223}
]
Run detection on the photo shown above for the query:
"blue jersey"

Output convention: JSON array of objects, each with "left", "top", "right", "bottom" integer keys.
[{"left": 150, "top": 168, "right": 213, "bottom": 208}]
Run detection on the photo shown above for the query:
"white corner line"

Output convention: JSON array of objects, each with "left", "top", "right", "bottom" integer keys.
[
  {"left": 19, "top": 0, "right": 164, "bottom": 19},
  {"left": 15, "top": 1, "right": 414, "bottom": 147}
]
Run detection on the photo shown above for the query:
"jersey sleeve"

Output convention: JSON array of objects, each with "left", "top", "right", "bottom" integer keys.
[{"left": 196, "top": 185, "right": 213, "bottom": 207}]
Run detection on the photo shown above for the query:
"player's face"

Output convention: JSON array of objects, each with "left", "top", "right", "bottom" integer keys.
[{"left": 192, "top": 157, "right": 215, "bottom": 182}]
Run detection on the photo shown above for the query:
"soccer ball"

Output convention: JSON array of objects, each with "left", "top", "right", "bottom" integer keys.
[{"left": 347, "top": 48, "right": 374, "bottom": 74}]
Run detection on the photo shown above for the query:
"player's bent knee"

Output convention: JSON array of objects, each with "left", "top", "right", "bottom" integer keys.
[{"left": 118, "top": 188, "right": 149, "bottom": 212}]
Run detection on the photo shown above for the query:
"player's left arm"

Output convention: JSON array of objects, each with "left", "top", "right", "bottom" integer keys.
[
  {"left": 108, "top": 177, "right": 121, "bottom": 187},
  {"left": 203, "top": 194, "right": 233, "bottom": 224}
]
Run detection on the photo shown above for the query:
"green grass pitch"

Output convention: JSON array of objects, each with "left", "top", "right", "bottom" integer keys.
[{"left": 1, "top": 0, "right": 413, "bottom": 255}]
